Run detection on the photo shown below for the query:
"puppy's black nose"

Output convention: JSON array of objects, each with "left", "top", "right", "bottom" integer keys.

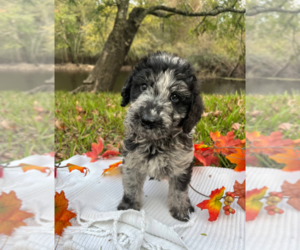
[{"left": 141, "top": 114, "right": 160, "bottom": 129}]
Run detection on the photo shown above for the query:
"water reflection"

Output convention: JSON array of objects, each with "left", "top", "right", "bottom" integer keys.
[{"left": 54, "top": 70, "right": 246, "bottom": 94}]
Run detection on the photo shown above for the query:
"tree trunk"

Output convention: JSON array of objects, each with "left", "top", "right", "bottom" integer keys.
[{"left": 77, "top": 1, "right": 146, "bottom": 93}]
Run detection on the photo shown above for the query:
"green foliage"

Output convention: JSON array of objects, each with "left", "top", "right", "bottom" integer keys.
[
  {"left": 55, "top": 0, "right": 245, "bottom": 77},
  {"left": 247, "top": 0, "right": 300, "bottom": 74},
  {"left": 0, "top": 0, "right": 54, "bottom": 63}
]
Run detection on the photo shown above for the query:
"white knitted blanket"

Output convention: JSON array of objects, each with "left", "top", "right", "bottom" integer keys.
[
  {"left": 55, "top": 155, "right": 245, "bottom": 250},
  {"left": 0, "top": 155, "right": 54, "bottom": 250},
  {"left": 1, "top": 155, "right": 299, "bottom": 250}
]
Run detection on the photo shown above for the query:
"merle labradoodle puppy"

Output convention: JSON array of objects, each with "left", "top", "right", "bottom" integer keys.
[{"left": 117, "top": 51, "right": 203, "bottom": 221}]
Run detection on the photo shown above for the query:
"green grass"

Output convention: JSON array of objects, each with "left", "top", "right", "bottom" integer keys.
[
  {"left": 55, "top": 91, "right": 245, "bottom": 161},
  {"left": 0, "top": 92, "right": 54, "bottom": 162},
  {"left": 246, "top": 91, "right": 300, "bottom": 139}
]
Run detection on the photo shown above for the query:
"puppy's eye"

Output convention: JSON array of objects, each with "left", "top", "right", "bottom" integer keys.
[
  {"left": 140, "top": 84, "right": 148, "bottom": 92},
  {"left": 170, "top": 94, "right": 179, "bottom": 103}
]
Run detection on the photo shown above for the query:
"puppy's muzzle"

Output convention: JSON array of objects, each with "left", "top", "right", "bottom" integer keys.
[{"left": 141, "top": 113, "right": 162, "bottom": 129}]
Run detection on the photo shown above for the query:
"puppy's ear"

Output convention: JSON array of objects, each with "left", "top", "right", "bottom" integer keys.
[
  {"left": 121, "top": 75, "right": 132, "bottom": 107},
  {"left": 182, "top": 93, "right": 204, "bottom": 134}
]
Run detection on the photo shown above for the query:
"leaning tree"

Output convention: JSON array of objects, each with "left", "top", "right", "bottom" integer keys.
[{"left": 73, "top": 0, "right": 245, "bottom": 93}]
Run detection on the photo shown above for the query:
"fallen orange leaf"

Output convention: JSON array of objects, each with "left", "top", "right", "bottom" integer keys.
[
  {"left": 226, "top": 148, "right": 245, "bottom": 172},
  {"left": 269, "top": 148, "right": 300, "bottom": 172},
  {"left": 55, "top": 191, "right": 76, "bottom": 236},
  {"left": 19, "top": 163, "right": 52, "bottom": 176},
  {"left": 0, "top": 191, "right": 34, "bottom": 235},
  {"left": 66, "top": 163, "right": 90, "bottom": 176},
  {"left": 102, "top": 161, "right": 122, "bottom": 176}
]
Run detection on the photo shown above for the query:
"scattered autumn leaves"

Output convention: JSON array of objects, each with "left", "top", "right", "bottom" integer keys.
[
  {"left": 194, "top": 130, "right": 245, "bottom": 171},
  {"left": 246, "top": 180, "right": 300, "bottom": 221},
  {"left": 197, "top": 180, "right": 245, "bottom": 222},
  {"left": 84, "top": 138, "right": 120, "bottom": 162},
  {"left": 247, "top": 131, "right": 300, "bottom": 171}
]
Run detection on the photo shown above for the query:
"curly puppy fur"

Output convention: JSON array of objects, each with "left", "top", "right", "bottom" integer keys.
[{"left": 117, "top": 51, "right": 203, "bottom": 221}]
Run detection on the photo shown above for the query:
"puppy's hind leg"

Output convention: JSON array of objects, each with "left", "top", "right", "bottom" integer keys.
[
  {"left": 117, "top": 167, "right": 147, "bottom": 211},
  {"left": 168, "top": 164, "right": 194, "bottom": 222}
]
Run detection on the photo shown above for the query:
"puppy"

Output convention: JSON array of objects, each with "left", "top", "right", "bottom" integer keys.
[{"left": 117, "top": 51, "right": 203, "bottom": 221}]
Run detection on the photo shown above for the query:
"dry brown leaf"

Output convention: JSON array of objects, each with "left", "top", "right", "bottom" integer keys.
[
  {"left": 237, "top": 99, "right": 244, "bottom": 107},
  {"left": 55, "top": 120, "right": 66, "bottom": 130},
  {"left": 76, "top": 106, "right": 83, "bottom": 113},
  {"left": 33, "top": 106, "right": 45, "bottom": 113},
  {"left": 55, "top": 152, "right": 63, "bottom": 161},
  {"left": 0, "top": 120, "right": 17, "bottom": 130},
  {"left": 106, "top": 144, "right": 119, "bottom": 152},
  {"left": 76, "top": 115, "right": 82, "bottom": 122},
  {"left": 250, "top": 111, "right": 263, "bottom": 117},
  {"left": 214, "top": 111, "right": 222, "bottom": 117},
  {"left": 202, "top": 112, "right": 213, "bottom": 117},
  {"left": 231, "top": 123, "right": 241, "bottom": 130},
  {"left": 34, "top": 115, "right": 43, "bottom": 122},
  {"left": 92, "top": 110, "right": 99, "bottom": 115},
  {"left": 278, "top": 123, "right": 293, "bottom": 131}
]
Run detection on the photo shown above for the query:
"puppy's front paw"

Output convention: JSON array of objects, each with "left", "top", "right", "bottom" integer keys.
[
  {"left": 170, "top": 205, "right": 194, "bottom": 222},
  {"left": 117, "top": 195, "right": 141, "bottom": 211}
]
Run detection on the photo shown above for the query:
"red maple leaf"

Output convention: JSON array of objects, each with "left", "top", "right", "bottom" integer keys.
[
  {"left": 85, "top": 139, "right": 104, "bottom": 162},
  {"left": 245, "top": 148, "right": 258, "bottom": 166},
  {"left": 197, "top": 187, "right": 225, "bottom": 222},
  {"left": 0, "top": 191, "right": 34, "bottom": 236},
  {"left": 66, "top": 163, "right": 90, "bottom": 176},
  {"left": 101, "top": 150, "right": 121, "bottom": 159},
  {"left": 194, "top": 143, "right": 219, "bottom": 166},
  {"left": 85, "top": 139, "right": 120, "bottom": 162},
  {"left": 247, "top": 131, "right": 294, "bottom": 156},
  {"left": 210, "top": 131, "right": 241, "bottom": 156}
]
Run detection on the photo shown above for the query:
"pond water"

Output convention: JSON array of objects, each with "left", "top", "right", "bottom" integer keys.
[
  {"left": 0, "top": 71, "right": 53, "bottom": 91},
  {"left": 246, "top": 78, "right": 300, "bottom": 94},
  {"left": 55, "top": 70, "right": 245, "bottom": 95},
  {"left": 2, "top": 70, "right": 299, "bottom": 94}
]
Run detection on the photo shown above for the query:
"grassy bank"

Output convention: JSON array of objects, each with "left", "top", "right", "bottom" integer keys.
[
  {"left": 246, "top": 92, "right": 300, "bottom": 139},
  {"left": 55, "top": 92, "right": 245, "bottom": 161},
  {"left": 0, "top": 92, "right": 54, "bottom": 162}
]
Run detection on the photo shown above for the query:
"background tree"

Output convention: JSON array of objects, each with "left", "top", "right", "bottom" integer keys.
[
  {"left": 246, "top": 0, "right": 300, "bottom": 78},
  {"left": 56, "top": 0, "right": 245, "bottom": 92},
  {"left": 0, "top": 0, "right": 54, "bottom": 64}
]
